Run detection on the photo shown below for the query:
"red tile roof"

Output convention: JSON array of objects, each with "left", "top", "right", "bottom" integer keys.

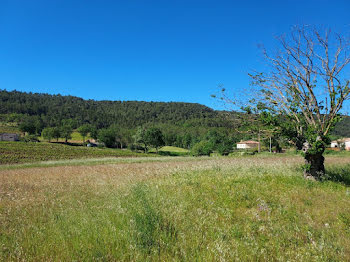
[{"left": 237, "top": 140, "right": 260, "bottom": 144}]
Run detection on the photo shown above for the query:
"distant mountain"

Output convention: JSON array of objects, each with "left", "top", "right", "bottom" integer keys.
[{"left": 333, "top": 115, "right": 350, "bottom": 137}]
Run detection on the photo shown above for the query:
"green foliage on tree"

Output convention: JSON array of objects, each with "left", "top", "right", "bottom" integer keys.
[
  {"left": 191, "top": 141, "right": 213, "bottom": 156},
  {"left": 97, "top": 127, "right": 118, "bottom": 148},
  {"left": 89, "top": 127, "right": 98, "bottom": 140},
  {"left": 19, "top": 116, "right": 43, "bottom": 135},
  {"left": 133, "top": 127, "right": 148, "bottom": 152},
  {"left": 19, "top": 120, "right": 36, "bottom": 135},
  {"left": 60, "top": 119, "right": 74, "bottom": 143},
  {"left": 42, "top": 127, "right": 55, "bottom": 142},
  {"left": 52, "top": 127, "right": 61, "bottom": 142},
  {"left": 144, "top": 127, "right": 165, "bottom": 153},
  {"left": 77, "top": 124, "right": 91, "bottom": 143}
]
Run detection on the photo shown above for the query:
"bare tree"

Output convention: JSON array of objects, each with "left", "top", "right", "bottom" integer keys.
[{"left": 249, "top": 26, "right": 350, "bottom": 179}]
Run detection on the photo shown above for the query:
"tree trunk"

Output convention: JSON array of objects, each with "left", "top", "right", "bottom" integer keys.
[{"left": 302, "top": 141, "right": 325, "bottom": 180}]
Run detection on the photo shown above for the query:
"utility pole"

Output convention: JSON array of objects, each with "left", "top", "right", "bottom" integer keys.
[
  {"left": 269, "top": 136, "right": 272, "bottom": 153},
  {"left": 258, "top": 130, "right": 261, "bottom": 153}
]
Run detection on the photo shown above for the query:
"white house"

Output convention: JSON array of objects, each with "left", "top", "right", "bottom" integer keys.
[
  {"left": 237, "top": 140, "right": 260, "bottom": 149},
  {"left": 331, "top": 141, "right": 339, "bottom": 148},
  {"left": 346, "top": 140, "right": 350, "bottom": 150},
  {"left": 330, "top": 138, "right": 350, "bottom": 150}
]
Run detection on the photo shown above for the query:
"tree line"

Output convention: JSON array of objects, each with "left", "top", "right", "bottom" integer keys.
[{"left": 39, "top": 122, "right": 239, "bottom": 156}]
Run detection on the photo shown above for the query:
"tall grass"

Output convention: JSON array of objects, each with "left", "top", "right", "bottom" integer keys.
[{"left": 1, "top": 156, "right": 350, "bottom": 261}]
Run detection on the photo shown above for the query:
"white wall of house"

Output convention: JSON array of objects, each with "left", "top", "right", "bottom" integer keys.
[
  {"left": 237, "top": 143, "right": 259, "bottom": 149},
  {"left": 345, "top": 141, "right": 350, "bottom": 150},
  {"left": 331, "top": 142, "right": 339, "bottom": 148}
]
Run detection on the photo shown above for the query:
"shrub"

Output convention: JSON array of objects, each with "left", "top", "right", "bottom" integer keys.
[
  {"left": 22, "top": 135, "right": 40, "bottom": 142},
  {"left": 191, "top": 141, "right": 213, "bottom": 156},
  {"left": 97, "top": 128, "right": 118, "bottom": 148},
  {"left": 128, "top": 143, "right": 145, "bottom": 152}
]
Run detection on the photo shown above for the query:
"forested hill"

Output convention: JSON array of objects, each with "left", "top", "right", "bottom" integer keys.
[
  {"left": 0, "top": 89, "right": 349, "bottom": 137},
  {"left": 0, "top": 89, "right": 230, "bottom": 129}
]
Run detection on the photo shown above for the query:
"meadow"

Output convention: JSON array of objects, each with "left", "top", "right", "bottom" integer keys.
[{"left": 1, "top": 155, "right": 350, "bottom": 261}]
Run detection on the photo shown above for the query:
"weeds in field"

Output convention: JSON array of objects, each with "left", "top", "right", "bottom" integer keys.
[{"left": 1, "top": 156, "right": 350, "bottom": 261}]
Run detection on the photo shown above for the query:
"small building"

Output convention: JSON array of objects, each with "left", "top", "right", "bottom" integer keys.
[
  {"left": 331, "top": 141, "right": 339, "bottom": 148},
  {"left": 0, "top": 133, "right": 20, "bottom": 141},
  {"left": 331, "top": 138, "right": 350, "bottom": 150},
  {"left": 237, "top": 140, "right": 260, "bottom": 149}
]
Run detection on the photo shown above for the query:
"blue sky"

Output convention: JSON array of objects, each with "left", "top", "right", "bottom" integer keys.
[{"left": 0, "top": 0, "right": 349, "bottom": 109}]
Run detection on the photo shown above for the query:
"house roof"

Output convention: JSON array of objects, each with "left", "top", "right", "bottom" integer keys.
[
  {"left": 237, "top": 140, "right": 260, "bottom": 144},
  {"left": 331, "top": 138, "right": 350, "bottom": 143}
]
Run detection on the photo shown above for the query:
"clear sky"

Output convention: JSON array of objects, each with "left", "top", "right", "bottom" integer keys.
[{"left": 0, "top": 0, "right": 349, "bottom": 109}]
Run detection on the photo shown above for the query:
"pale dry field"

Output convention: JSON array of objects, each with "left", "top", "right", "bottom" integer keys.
[{"left": 1, "top": 156, "right": 348, "bottom": 207}]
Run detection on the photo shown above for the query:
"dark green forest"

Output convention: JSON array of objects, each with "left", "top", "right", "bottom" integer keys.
[{"left": 0, "top": 89, "right": 227, "bottom": 128}]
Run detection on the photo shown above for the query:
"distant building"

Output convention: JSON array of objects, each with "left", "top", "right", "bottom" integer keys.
[
  {"left": 330, "top": 141, "right": 339, "bottom": 148},
  {"left": 0, "top": 133, "right": 20, "bottom": 141},
  {"left": 237, "top": 140, "right": 260, "bottom": 149},
  {"left": 330, "top": 138, "right": 350, "bottom": 150}
]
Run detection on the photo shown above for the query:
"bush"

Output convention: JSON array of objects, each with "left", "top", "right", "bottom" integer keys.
[
  {"left": 128, "top": 143, "right": 145, "bottom": 152},
  {"left": 97, "top": 128, "right": 118, "bottom": 148},
  {"left": 191, "top": 141, "right": 213, "bottom": 156},
  {"left": 21, "top": 135, "right": 40, "bottom": 142}
]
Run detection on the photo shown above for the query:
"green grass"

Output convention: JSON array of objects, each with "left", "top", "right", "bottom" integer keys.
[
  {"left": 0, "top": 156, "right": 201, "bottom": 171},
  {"left": 0, "top": 141, "right": 150, "bottom": 164},
  {"left": 324, "top": 149, "right": 350, "bottom": 156},
  {"left": 149, "top": 146, "right": 190, "bottom": 156},
  {"left": 39, "top": 131, "right": 92, "bottom": 143},
  {"left": 1, "top": 156, "right": 350, "bottom": 261},
  {"left": 160, "top": 146, "right": 189, "bottom": 152}
]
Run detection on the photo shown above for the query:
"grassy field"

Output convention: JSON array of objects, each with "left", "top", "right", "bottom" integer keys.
[
  {"left": 1, "top": 156, "right": 350, "bottom": 261},
  {"left": 0, "top": 141, "right": 149, "bottom": 164},
  {"left": 39, "top": 131, "right": 92, "bottom": 143},
  {"left": 149, "top": 146, "right": 189, "bottom": 156},
  {"left": 159, "top": 146, "right": 189, "bottom": 152}
]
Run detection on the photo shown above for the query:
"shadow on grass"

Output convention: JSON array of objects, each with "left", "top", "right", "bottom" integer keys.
[
  {"left": 324, "top": 164, "right": 350, "bottom": 186},
  {"left": 50, "top": 142, "right": 84, "bottom": 147},
  {"left": 157, "top": 151, "right": 189, "bottom": 157}
]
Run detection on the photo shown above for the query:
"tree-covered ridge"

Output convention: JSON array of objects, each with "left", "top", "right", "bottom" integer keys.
[
  {"left": 0, "top": 89, "right": 349, "bottom": 139},
  {"left": 0, "top": 89, "right": 226, "bottom": 129}
]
